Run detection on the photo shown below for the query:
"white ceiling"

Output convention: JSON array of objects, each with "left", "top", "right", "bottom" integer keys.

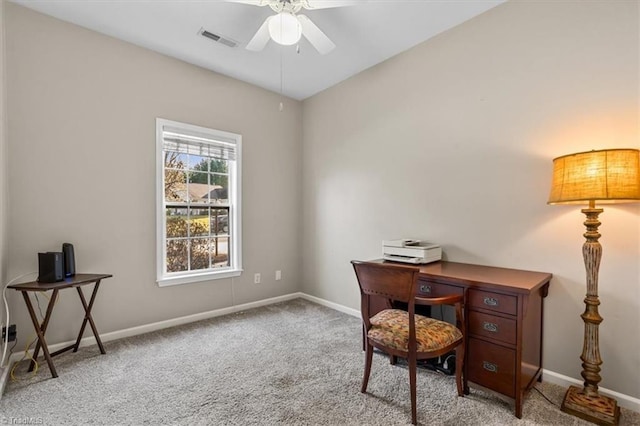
[{"left": 11, "top": 0, "right": 505, "bottom": 100}]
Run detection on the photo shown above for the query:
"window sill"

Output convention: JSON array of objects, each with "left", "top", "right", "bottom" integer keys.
[{"left": 157, "top": 269, "right": 242, "bottom": 287}]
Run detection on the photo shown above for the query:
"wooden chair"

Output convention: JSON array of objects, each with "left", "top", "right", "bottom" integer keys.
[{"left": 351, "top": 260, "right": 466, "bottom": 425}]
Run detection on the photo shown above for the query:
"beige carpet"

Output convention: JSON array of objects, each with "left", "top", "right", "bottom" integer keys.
[{"left": 1, "top": 299, "right": 639, "bottom": 425}]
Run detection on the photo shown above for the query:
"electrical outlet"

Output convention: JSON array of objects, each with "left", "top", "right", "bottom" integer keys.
[
  {"left": 275, "top": 270, "right": 282, "bottom": 281},
  {"left": 254, "top": 273, "right": 261, "bottom": 284},
  {"left": 2, "top": 324, "right": 16, "bottom": 342}
]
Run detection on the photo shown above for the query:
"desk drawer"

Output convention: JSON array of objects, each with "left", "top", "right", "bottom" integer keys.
[
  {"left": 467, "top": 337, "right": 516, "bottom": 398},
  {"left": 469, "top": 289, "right": 517, "bottom": 315},
  {"left": 416, "top": 280, "right": 463, "bottom": 298},
  {"left": 468, "top": 311, "right": 516, "bottom": 345}
]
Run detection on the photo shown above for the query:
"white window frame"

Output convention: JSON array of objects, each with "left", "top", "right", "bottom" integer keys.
[{"left": 156, "top": 118, "right": 242, "bottom": 286}]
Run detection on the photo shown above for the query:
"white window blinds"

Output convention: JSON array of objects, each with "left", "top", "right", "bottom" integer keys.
[{"left": 161, "top": 124, "right": 237, "bottom": 161}]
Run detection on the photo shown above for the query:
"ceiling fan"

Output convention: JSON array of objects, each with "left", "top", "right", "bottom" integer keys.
[{"left": 226, "top": 0, "right": 361, "bottom": 55}]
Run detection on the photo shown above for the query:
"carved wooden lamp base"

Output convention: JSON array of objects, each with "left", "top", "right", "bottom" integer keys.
[{"left": 561, "top": 386, "right": 620, "bottom": 426}]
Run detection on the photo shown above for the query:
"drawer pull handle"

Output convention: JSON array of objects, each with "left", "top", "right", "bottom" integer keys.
[
  {"left": 483, "top": 361, "right": 498, "bottom": 373},
  {"left": 483, "top": 322, "right": 499, "bottom": 333},
  {"left": 483, "top": 297, "right": 499, "bottom": 306},
  {"left": 419, "top": 285, "right": 431, "bottom": 294}
]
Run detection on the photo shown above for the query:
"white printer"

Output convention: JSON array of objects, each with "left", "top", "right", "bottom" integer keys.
[{"left": 382, "top": 239, "right": 442, "bottom": 264}]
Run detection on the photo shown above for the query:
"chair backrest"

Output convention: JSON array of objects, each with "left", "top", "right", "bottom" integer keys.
[
  {"left": 352, "top": 261, "right": 421, "bottom": 348},
  {"left": 351, "top": 261, "right": 420, "bottom": 303}
]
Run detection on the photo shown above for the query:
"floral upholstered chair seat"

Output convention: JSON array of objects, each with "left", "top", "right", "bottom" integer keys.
[{"left": 368, "top": 309, "right": 462, "bottom": 352}]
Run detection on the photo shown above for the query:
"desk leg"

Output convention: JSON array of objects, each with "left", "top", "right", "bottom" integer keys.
[
  {"left": 73, "top": 280, "right": 105, "bottom": 354},
  {"left": 21, "top": 291, "right": 58, "bottom": 378}
]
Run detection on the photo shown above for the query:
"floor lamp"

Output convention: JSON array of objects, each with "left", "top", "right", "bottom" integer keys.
[{"left": 547, "top": 148, "right": 640, "bottom": 426}]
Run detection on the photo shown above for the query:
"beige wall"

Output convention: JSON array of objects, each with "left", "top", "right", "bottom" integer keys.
[
  {"left": 5, "top": 4, "right": 302, "bottom": 345},
  {"left": 0, "top": 0, "right": 7, "bottom": 332},
  {"left": 302, "top": 0, "right": 639, "bottom": 399}
]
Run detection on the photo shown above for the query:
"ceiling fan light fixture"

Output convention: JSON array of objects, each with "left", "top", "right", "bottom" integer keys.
[{"left": 268, "top": 12, "right": 301, "bottom": 45}]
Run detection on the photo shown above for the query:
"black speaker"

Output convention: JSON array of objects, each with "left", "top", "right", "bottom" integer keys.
[
  {"left": 38, "top": 252, "right": 64, "bottom": 283},
  {"left": 62, "top": 242, "right": 76, "bottom": 277}
]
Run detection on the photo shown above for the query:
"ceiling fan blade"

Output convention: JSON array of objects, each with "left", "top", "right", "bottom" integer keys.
[
  {"left": 301, "top": 0, "right": 364, "bottom": 9},
  {"left": 224, "top": 0, "right": 270, "bottom": 6},
  {"left": 297, "top": 14, "right": 335, "bottom": 55},
  {"left": 246, "top": 16, "right": 272, "bottom": 51}
]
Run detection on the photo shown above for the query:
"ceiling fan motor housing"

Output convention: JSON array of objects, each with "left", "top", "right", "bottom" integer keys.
[{"left": 269, "top": 0, "right": 304, "bottom": 14}]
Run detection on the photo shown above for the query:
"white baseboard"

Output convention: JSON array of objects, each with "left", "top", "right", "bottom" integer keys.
[
  {"left": 543, "top": 369, "right": 640, "bottom": 413},
  {"left": 1, "top": 292, "right": 638, "bottom": 415},
  {"left": 299, "top": 293, "right": 360, "bottom": 317}
]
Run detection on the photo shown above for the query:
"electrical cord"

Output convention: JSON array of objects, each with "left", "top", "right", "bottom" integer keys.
[
  {"left": 2, "top": 272, "right": 37, "bottom": 367},
  {"left": 442, "top": 354, "right": 456, "bottom": 371},
  {"left": 10, "top": 333, "right": 39, "bottom": 381},
  {"left": 34, "top": 292, "right": 45, "bottom": 320},
  {"left": 8, "top": 338, "right": 17, "bottom": 355},
  {"left": 533, "top": 385, "right": 558, "bottom": 408},
  {"left": 33, "top": 290, "right": 52, "bottom": 321}
]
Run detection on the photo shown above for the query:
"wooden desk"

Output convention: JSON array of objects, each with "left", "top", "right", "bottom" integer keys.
[
  {"left": 371, "top": 260, "right": 551, "bottom": 418},
  {"left": 8, "top": 273, "right": 113, "bottom": 378}
]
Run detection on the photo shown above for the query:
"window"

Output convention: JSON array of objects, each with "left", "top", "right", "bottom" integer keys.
[{"left": 156, "top": 118, "right": 242, "bottom": 286}]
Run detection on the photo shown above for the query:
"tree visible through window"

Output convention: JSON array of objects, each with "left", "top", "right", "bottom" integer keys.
[{"left": 157, "top": 119, "right": 242, "bottom": 286}]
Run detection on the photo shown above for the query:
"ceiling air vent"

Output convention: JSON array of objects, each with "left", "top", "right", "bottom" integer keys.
[{"left": 199, "top": 28, "right": 238, "bottom": 48}]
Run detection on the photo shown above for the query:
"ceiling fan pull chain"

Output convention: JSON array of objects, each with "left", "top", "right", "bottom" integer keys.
[{"left": 279, "top": 45, "right": 285, "bottom": 112}]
